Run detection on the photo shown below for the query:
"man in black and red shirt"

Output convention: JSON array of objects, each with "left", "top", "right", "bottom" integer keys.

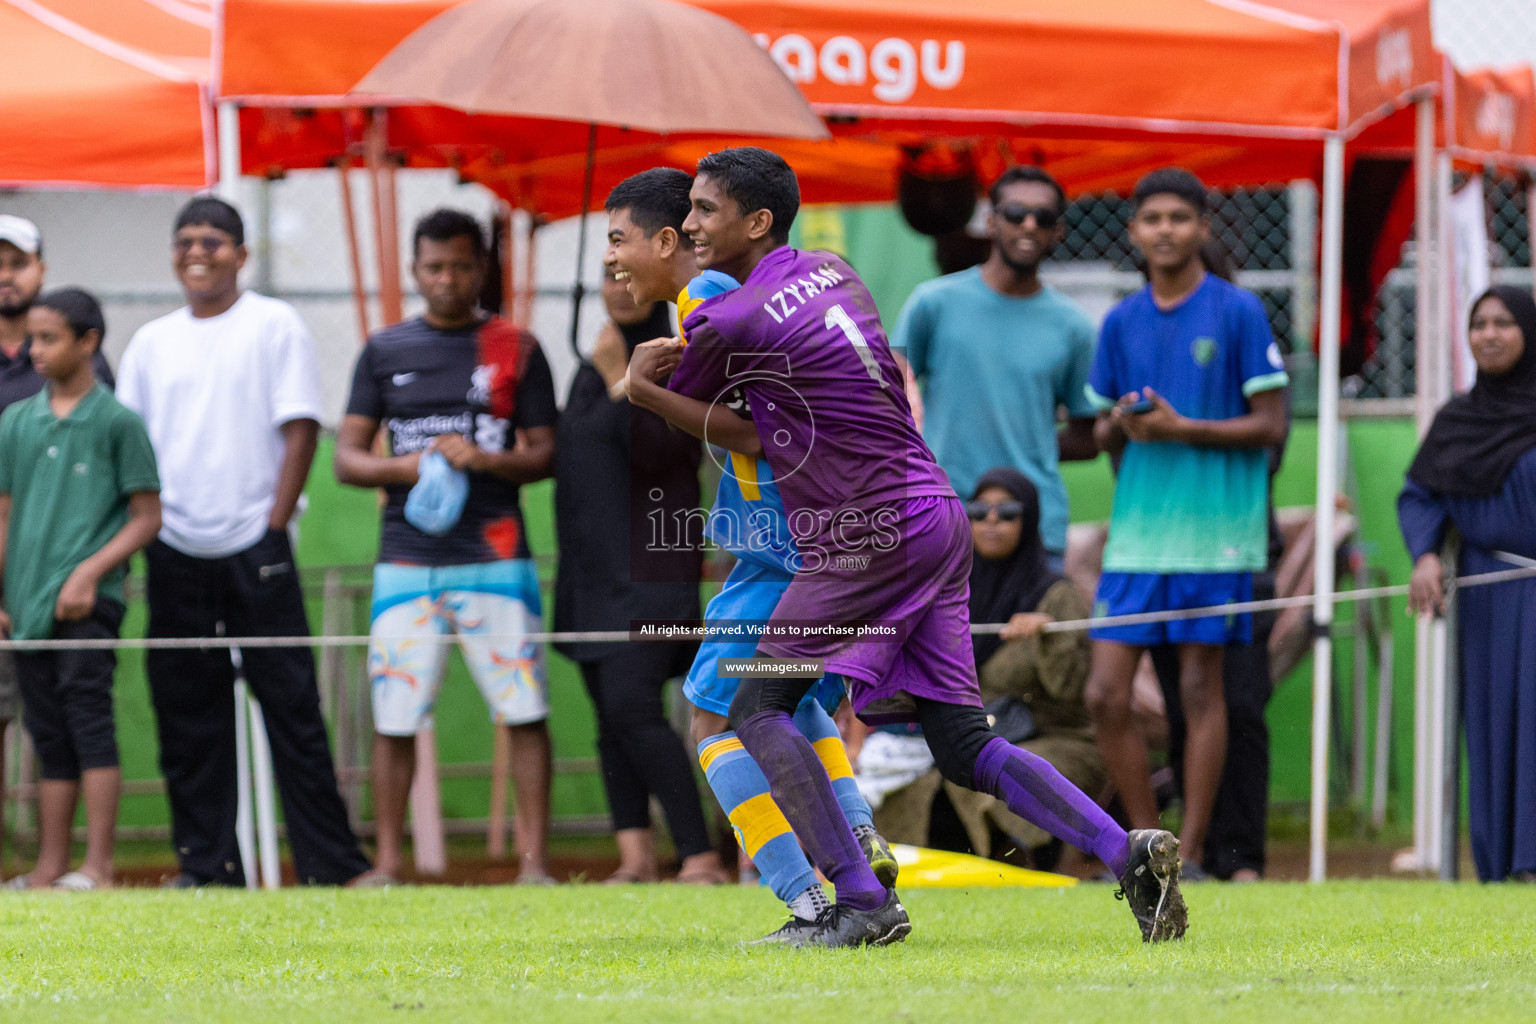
[{"left": 335, "top": 209, "right": 558, "bottom": 885}]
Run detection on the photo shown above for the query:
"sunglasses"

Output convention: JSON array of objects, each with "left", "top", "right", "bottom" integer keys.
[
  {"left": 173, "top": 236, "right": 233, "bottom": 255},
  {"left": 966, "top": 499, "right": 1025, "bottom": 523},
  {"left": 995, "top": 203, "right": 1060, "bottom": 229}
]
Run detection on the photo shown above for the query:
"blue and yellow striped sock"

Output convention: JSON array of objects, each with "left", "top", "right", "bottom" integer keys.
[
  {"left": 791, "top": 700, "right": 874, "bottom": 832},
  {"left": 698, "top": 731, "right": 818, "bottom": 906}
]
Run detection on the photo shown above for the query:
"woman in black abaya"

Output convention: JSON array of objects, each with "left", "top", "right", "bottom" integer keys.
[{"left": 1398, "top": 285, "right": 1536, "bottom": 882}]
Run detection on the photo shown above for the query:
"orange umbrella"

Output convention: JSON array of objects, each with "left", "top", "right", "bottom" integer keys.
[
  {"left": 352, "top": 0, "right": 828, "bottom": 348},
  {"left": 353, "top": 0, "right": 827, "bottom": 138}
]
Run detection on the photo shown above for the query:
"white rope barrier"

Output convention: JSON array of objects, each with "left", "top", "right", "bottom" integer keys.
[{"left": 3, "top": 563, "right": 1533, "bottom": 653}]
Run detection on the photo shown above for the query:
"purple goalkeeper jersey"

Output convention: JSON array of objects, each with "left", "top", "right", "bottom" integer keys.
[{"left": 669, "top": 247, "right": 954, "bottom": 563}]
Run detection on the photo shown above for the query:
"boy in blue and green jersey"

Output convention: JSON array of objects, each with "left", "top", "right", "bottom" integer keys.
[
  {"left": 1085, "top": 168, "right": 1289, "bottom": 877},
  {"left": 602, "top": 168, "right": 893, "bottom": 942}
]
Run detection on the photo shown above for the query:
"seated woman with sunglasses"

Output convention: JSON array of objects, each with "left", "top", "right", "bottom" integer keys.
[{"left": 861, "top": 468, "right": 1104, "bottom": 868}]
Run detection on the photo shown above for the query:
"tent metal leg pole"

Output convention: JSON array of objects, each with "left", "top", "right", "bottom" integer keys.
[
  {"left": 367, "top": 108, "right": 404, "bottom": 326},
  {"left": 1309, "top": 133, "right": 1345, "bottom": 883},
  {"left": 1423, "top": 150, "right": 1457, "bottom": 872},
  {"left": 216, "top": 102, "right": 240, "bottom": 204},
  {"left": 337, "top": 162, "right": 372, "bottom": 343},
  {"left": 1414, "top": 615, "right": 1433, "bottom": 863},
  {"left": 1409, "top": 93, "right": 1436, "bottom": 871},
  {"left": 1438, "top": 577, "right": 1461, "bottom": 880}
]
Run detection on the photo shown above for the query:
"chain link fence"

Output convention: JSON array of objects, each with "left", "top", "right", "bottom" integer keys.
[{"left": 1042, "top": 173, "right": 1532, "bottom": 406}]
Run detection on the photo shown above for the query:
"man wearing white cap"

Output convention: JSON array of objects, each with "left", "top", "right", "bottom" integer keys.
[
  {"left": 0, "top": 214, "right": 116, "bottom": 868},
  {"left": 0, "top": 215, "right": 114, "bottom": 414}
]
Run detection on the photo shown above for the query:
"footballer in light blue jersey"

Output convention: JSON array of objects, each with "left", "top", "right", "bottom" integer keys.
[
  {"left": 675, "top": 269, "right": 843, "bottom": 714},
  {"left": 604, "top": 171, "right": 887, "bottom": 929}
]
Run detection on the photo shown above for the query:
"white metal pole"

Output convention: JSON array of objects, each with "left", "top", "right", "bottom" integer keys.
[
  {"left": 1309, "top": 134, "right": 1346, "bottom": 883},
  {"left": 1413, "top": 615, "right": 1432, "bottom": 867},
  {"left": 1413, "top": 97, "right": 1437, "bottom": 437},
  {"left": 248, "top": 699, "right": 282, "bottom": 890},
  {"left": 216, "top": 102, "right": 240, "bottom": 202},
  {"left": 1410, "top": 95, "right": 1437, "bottom": 871},
  {"left": 1435, "top": 151, "right": 1455, "bottom": 410},
  {"left": 1423, "top": 151, "right": 1457, "bottom": 872},
  {"left": 232, "top": 674, "right": 258, "bottom": 890}
]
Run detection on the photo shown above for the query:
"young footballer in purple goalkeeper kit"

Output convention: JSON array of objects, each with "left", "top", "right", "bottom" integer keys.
[{"left": 625, "top": 147, "right": 1188, "bottom": 948}]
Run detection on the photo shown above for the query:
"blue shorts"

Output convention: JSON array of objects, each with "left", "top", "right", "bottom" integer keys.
[
  {"left": 1090, "top": 571, "right": 1253, "bottom": 647},
  {"left": 683, "top": 559, "right": 846, "bottom": 718}
]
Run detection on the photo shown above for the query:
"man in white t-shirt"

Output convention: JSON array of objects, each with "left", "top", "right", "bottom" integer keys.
[{"left": 117, "top": 197, "right": 369, "bottom": 887}]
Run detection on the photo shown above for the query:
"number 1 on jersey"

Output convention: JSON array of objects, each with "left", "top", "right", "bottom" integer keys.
[{"left": 825, "top": 303, "right": 888, "bottom": 389}]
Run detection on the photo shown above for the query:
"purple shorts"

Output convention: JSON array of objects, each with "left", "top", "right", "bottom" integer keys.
[{"left": 758, "top": 495, "right": 982, "bottom": 723}]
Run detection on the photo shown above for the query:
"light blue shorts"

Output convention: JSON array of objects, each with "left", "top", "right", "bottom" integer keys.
[
  {"left": 369, "top": 559, "right": 548, "bottom": 734},
  {"left": 683, "top": 559, "right": 846, "bottom": 718}
]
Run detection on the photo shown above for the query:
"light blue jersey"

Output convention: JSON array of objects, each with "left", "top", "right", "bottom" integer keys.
[
  {"left": 677, "top": 271, "right": 801, "bottom": 577},
  {"left": 895, "top": 269, "right": 1096, "bottom": 553},
  {"left": 676, "top": 271, "right": 842, "bottom": 713}
]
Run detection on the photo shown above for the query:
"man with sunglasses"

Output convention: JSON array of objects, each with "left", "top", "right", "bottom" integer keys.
[
  {"left": 893, "top": 166, "right": 1097, "bottom": 571},
  {"left": 117, "top": 196, "right": 370, "bottom": 888}
]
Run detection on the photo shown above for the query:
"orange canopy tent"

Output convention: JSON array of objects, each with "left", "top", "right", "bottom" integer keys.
[
  {"left": 0, "top": 0, "right": 213, "bottom": 188},
  {"left": 220, "top": 0, "right": 1442, "bottom": 212},
  {"left": 1447, "top": 63, "right": 1536, "bottom": 169}
]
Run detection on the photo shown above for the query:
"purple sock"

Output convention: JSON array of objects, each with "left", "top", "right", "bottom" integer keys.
[
  {"left": 736, "top": 710, "right": 887, "bottom": 911},
  {"left": 974, "top": 737, "right": 1131, "bottom": 877}
]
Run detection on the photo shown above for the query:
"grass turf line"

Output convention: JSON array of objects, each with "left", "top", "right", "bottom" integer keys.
[{"left": 0, "top": 882, "right": 1531, "bottom": 1023}]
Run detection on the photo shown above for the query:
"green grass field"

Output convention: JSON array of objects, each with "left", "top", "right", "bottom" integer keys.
[{"left": 1, "top": 883, "right": 1530, "bottom": 1023}]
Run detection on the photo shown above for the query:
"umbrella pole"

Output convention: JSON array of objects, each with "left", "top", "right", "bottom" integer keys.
[
  {"left": 570, "top": 122, "right": 599, "bottom": 356},
  {"left": 1411, "top": 94, "right": 1437, "bottom": 872}
]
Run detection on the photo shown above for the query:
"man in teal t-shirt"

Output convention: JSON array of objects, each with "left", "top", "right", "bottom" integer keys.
[{"left": 893, "top": 166, "right": 1098, "bottom": 563}]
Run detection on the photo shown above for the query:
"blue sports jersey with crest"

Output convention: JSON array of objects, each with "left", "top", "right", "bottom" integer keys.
[
  {"left": 1086, "top": 274, "right": 1289, "bottom": 573},
  {"left": 677, "top": 271, "right": 799, "bottom": 575}
]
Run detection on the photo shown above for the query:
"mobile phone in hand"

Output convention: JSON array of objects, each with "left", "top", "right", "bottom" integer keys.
[{"left": 1121, "top": 398, "right": 1155, "bottom": 415}]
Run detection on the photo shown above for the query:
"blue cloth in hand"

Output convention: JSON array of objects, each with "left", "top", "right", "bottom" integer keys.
[{"left": 404, "top": 450, "right": 469, "bottom": 536}]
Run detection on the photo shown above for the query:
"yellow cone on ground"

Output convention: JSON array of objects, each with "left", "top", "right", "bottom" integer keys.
[{"left": 891, "top": 844, "right": 1079, "bottom": 888}]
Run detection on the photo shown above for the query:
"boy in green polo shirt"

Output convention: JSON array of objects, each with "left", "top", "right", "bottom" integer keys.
[{"left": 0, "top": 288, "right": 160, "bottom": 890}]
